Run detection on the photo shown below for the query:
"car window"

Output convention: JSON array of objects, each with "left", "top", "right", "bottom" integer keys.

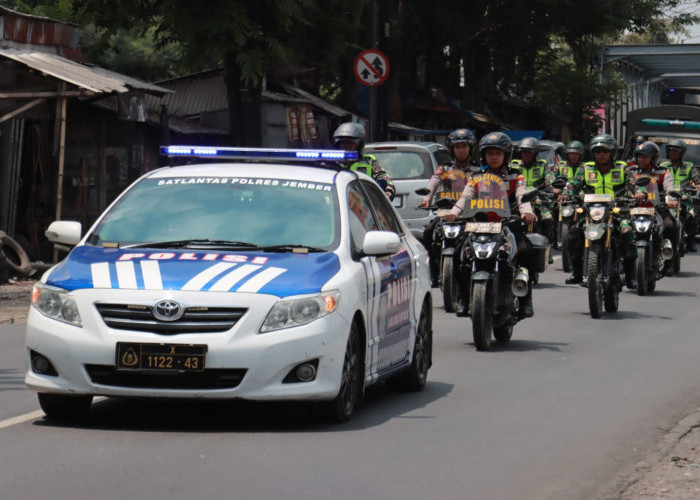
[
  {"left": 88, "top": 177, "right": 339, "bottom": 249},
  {"left": 368, "top": 150, "right": 433, "bottom": 180},
  {"left": 347, "top": 182, "right": 377, "bottom": 254},
  {"left": 361, "top": 180, "right": 402, "bottom": 234},
  {"left": 434, "top": 148, "right": 452, "bottom": 166}
]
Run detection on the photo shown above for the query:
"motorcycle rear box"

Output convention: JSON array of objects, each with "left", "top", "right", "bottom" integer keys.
[{"left": 526, "top": 233, "right": 550, "bottom": 273}]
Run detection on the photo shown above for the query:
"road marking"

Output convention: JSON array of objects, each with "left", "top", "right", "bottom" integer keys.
[{"left": 0, "top": 409, "right": 45, "bottom": 429}]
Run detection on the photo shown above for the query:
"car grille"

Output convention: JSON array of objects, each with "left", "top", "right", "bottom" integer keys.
[
  {"left": 85, "top": 364, "right": 247, "bottom": 390},
  {"left": 95, "top": 304, "right": 247, "bottom": 334}
]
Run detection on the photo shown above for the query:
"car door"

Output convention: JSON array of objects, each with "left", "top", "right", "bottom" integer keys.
[{"left": 359, "top": 180, "right": 416, "bottom": 379}]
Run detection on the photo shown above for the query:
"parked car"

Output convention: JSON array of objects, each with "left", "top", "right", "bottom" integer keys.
[
  {"left": 26, "top": 146, "right": 433, "bottom": 423},
  {"left": 365, "top": 142, "right": 452, "bottom": 242}
]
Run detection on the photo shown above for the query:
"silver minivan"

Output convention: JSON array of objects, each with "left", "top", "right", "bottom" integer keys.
[{"left": 365, "top": 142, "right": 452, "bottom": 241}]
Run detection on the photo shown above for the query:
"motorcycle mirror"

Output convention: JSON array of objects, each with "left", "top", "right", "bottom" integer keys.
[
  {"left": 635, "top": 176, "right": 651, "bottom": 187},
  {"left": 668, "top": 190, "right": 682, "bottom": 199},
  {"left": 551, "top": 178, "right": 567, "bottom": 189},
  {"left": 415, "top": 188, "right": 430, "bottom": 196},
  {"left": 377, "top": 179, "right": 388, "bottom": 189},
  {"left": 520, "top": 188, "right": 538, "bottom": 203},
  {"left": 435, "top": 197, "right": 455, "bottom": 209}
]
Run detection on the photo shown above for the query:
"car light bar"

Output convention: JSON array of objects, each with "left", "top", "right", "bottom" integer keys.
[
  {"left": 160, "top": 145, "right": 358, "bottom": 161},
  {"left": 641, "top": 118, "right": 700, "bottom": 130}
]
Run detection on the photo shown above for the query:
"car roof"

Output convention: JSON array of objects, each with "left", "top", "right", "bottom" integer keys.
[
  {"left": 365, "top": 141, "right": 448, "bottom": 150},
  {"left": 145, "top": 161, "right": 349, "bottom": 185}
]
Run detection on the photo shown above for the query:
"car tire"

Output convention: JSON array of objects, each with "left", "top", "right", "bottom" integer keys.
[
  {"left": 325, "top": 322, "right": 362, "bottom": 423},
  {"left": 38, "top": 393, "right": 93, "bottom": 420}
]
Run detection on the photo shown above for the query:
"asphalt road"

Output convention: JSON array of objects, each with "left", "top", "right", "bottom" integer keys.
[{"left": 1, "top": 252, "right": 700, "bottom": 500}]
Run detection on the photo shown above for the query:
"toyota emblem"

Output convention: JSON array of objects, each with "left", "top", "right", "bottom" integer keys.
[{"left": 153, "top": 300, "right": 184, "bottom": 321}]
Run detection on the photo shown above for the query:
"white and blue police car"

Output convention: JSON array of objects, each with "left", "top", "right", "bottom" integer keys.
[{"left": 25, "top": 146, "right": 433, "bottom": 422}]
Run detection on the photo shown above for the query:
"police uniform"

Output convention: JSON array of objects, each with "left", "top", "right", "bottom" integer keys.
[{"left": 344, "top": 154, "right": 396, "bottom": 200}]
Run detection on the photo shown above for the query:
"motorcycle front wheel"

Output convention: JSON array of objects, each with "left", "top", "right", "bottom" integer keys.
[
  {"left": 441, "top": 257, "right": 458, "bottom": 313},
  {"left": 471, "top": 281, "right": 493, "bottom": 351},
  {"left": 636, "top": 247, "right": 649, "bottom": 296},
  {"left": 561, "top": 223, "right": 571, "bottom": 273},
  {"left": 587, "top": 252, "right": 604, "bottom": 319}
]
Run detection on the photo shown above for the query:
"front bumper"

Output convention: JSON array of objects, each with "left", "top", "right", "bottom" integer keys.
[{"left": 25, "top": 289, "right": 351, "bottom": 401}]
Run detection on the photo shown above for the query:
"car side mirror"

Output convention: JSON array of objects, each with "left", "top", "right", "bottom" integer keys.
[
  {"left": 45, "top": 220, "right": 82, "bottom": 248},
  {"left": 363, "top": 231, "right": 401, "bottom": 256}
]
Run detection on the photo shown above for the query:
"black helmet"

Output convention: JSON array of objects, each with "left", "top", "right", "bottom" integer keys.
[
  {"left": 479, "top": 131, "right": 513, "bottom": 165},
  {"left": 665, "top": 139, "right": 687, "bottom": 159},
  {"left": 565, "top": 140, "right": 584, "bottom": 155},
  {"left": 518, "top": 137, "right": 540, "bottom": 153},
  {"left": 634, "top": 141, "right": 660, "bottom": 163},
  {"left": 447, "top": 128, "right": 476, "bottom": 149},
  {"left": 590, "top": 134, "right": 617, "bottom": 152},
  {"left": 333, "top": 122, "right": 366, "bottom": 152}
]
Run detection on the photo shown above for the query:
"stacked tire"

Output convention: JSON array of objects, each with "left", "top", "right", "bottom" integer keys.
[{"left": 0, "top": 231, "right": 31, "bottom": 279}]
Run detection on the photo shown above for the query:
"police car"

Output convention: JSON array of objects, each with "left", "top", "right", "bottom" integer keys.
[{"left": 25, "top": 146, "right": 433, "bottom": 422}]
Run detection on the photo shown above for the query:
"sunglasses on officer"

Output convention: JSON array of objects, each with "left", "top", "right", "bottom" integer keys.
[{"left": 592, "top": 148, "right": 611, "bottom": 154}]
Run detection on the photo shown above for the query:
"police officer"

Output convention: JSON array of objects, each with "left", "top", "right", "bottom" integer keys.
[
  {"left": 659, "top": 139, "right": 700, "bottom": 252},
  {"left": 419, "top": 128, "right": 477, "bottom": 287},
  {"left": 628, "top": 141, "right": 678, "bottom": 275},
  {"left": 556, "top": 141, "right": 585, "bottom": 183},
  {"left": 444, "top": 131, "right": 537, "bottom": 318},
  {"left": 333, "top": 122, "right": 396, "bottom": 200},
  {"left": 510, "top": 137, "right": 555, "bottom": 256},
  {"left": 560, "top": 134, "right": 637, "bottom": 287}
]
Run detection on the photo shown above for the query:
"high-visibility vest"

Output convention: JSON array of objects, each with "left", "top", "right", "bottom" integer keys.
[
  {"left": 348, "top": 154, "right": 377, "bottom": 177},
  {"left": 510, "top": 159, "right": 548, "bottom": 187},
  {"left": 582, "top": 161, "right": 627, "bottom": 196}
]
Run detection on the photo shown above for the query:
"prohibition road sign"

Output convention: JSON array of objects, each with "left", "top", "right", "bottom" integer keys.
[{"left": 354, "top": 49, "right": 390, "bottom": 87}]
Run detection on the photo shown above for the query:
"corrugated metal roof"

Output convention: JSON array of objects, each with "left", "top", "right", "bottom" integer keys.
[
  {"left": 0, "top": 46, "right": 171, "bottom": 95},
  {"left": 603, "top": 44, "right": 700, "bottom": 89}
]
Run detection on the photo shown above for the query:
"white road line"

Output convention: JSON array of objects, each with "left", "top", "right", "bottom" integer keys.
[{"left": 0, "top": 409, "right": 44, "bottom": 429}]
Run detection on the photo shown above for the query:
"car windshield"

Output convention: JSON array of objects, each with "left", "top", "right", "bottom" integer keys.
[
  {"left": 644, "top": 134, "right": 700, "bottom": 164},
  {"left": 367, "top": 150, "right": 433, "bottom": 180},
  {"left": 87, "top": 176, "right": 339, "bottom": 249}
]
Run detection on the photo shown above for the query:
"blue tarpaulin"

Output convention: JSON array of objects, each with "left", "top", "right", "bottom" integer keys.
[{"left": 503, "top": 130, "right": 545, "bottom": 141}]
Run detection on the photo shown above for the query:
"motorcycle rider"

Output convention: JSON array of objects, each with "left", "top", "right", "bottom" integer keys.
[
  {"left": 444, "top": 131, "right": 537, "bottom": 318},
  {"left": 510, "top": 137, "right": 555, "bottom": 253},
  {"left": 333, "top": 122, "right": 396, "bottom": 200},
  {"left": 658, "top": 139, "right": 700, "bottom": 252},
  {"left": 628, "top": 141, "right": 678, "bottom": 276},
  {"left": 419, "top": 128, "right": 478, "bottom": 287},
  {"left": 559, "top": 134, "right": 638, "bottom": 288},
  {"left": 555, "top": 141, "right": 585, "bottom": 183}
]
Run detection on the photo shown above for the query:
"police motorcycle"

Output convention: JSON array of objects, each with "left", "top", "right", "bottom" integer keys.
[
  {"left": 456, "top": 174, "right": 542, "bottom": 351},
  {"left": 629, "top": 176, "right": 673, "bottom": 296},
  {"left": 668, "top": 179, "right": 696, "bottom": 273},
  {"left": 579, "top": 192, "right": 633, "bottom": 319},
  {"left": 552, "top": 176, "right": 581, "bottom": 273},
  {"left": 414, "top": 189, "right": 464, "bottom": 312}
]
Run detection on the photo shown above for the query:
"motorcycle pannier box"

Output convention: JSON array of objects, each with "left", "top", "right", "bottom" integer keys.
[{"left": 526, "top": 233, "right": 550, "bottom": 273}]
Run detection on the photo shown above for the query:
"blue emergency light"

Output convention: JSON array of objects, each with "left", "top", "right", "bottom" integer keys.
[
  {"left": 641, "top": 118, "right": 700, "bottom": 130},
  {"left": 160, "top": 145, "right": 359, "bottom": 161}
]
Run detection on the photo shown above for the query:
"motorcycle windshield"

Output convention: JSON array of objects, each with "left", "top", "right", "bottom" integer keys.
[
  {"left": 462, "top": 173, "right": 511, "bottom": 219},
  {"left": 636, "top": 174, "right": 660, "bottom": 206}
]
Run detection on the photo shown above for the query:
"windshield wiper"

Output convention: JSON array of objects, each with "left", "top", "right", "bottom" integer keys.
[
  {"left": 123, "top": 239, "right": 258, "bottom": 249},
  {"left": 256, "top": 244, "right": 326, "bottom": 253}
]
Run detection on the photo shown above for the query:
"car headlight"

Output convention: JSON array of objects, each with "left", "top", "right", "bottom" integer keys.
[
  {"left": 31, "top": 283, "right": 82, "bottom": 327},
  {"left": 589, "top": 207, "right": 606, "bottom": 222},
  {"left": 472, "top": 241, "right": 498, "bottom": 259},
  {"left": 260, "top": 291, "right": 340, "bottom": 333}
]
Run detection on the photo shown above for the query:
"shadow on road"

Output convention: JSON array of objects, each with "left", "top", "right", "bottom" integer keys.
[
  {"left": 32, "top": 381, "right": 454, "bottom": 433},
  {"left": 463, "top": 339, "right": 569, "bottom": 353}
]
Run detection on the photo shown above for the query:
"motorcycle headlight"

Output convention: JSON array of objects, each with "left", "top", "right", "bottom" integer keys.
[
  {"left": 443, "top": 224, "right": 462, "bottom": 238},
  {"left": 260, "top": 291, "right": 339, "bottom": 333},
  {"left": 633, "top": 219, "right": 652, "bottom": 232},
  {"left": 31, "top": 283, "right": 82, "bottom": 327},
  {"left": 589, "top": 207, "right": 606, "bottom": 222},
  {"left": 472, "top": 241, "right": 498, "bottom": 259},
  {"left": 561, "top": 206, "right": 575, "bottom": 217}
]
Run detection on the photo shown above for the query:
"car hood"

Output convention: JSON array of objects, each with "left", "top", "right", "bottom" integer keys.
[{"left": 45, "top": 246, "right": 341, "bottom": 298}]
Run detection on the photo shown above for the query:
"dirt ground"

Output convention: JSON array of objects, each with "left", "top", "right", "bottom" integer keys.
[
  {"left": 1, "top": 279, "right": 699, "bottom": 498},
  {"left": 0, "top": 279, "right": 34, "bottom": 325}
]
